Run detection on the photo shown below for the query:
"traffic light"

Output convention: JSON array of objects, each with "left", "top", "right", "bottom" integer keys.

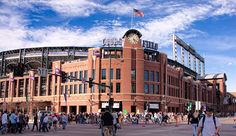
[
  {"left": 89, "top": 78, "right": 93, "bottom": 88},
  {"left": 189, "top": 102, "right": 192, "bottom": 109},
  {"left": 61, "top": 71, "right": 67, "bottom": 83},
  {"left": 187, "top": 102, "right": 192, "bottom": 111},
  {"left": 13, "top": 63, "right": 24, "bottom": 77}
]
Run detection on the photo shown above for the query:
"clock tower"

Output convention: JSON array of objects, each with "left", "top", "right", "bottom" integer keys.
[
  {"left": 123, "top": 29, "right": 142, "bottom": 48},
  {"left": 121, "top": 29, "right": 144, "bottom": 112}
]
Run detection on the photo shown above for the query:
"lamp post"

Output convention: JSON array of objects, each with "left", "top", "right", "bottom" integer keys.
[
  {"left": 164, "top": 60, "right": 168, "bottom": 112},
  {"left": 108, "top": 50, "right": 112, "bottom": 112}
]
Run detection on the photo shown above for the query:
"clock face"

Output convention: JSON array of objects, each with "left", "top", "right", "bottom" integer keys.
[{"left": 127, "top": 33, "right": 139, "bottom": 44}]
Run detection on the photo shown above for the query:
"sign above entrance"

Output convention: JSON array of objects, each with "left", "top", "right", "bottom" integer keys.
[
  {"left": 101, "top": 102, "right": 120, "bottom": 108},
  {"left": 149, "top": 103, "right": 159, "bottom": 109},
  {"left": 142, "top": 40, "right": 158, "bottom": 51},
  {"left": 102, "top": 38, "right": 123, "bottom": 47}
]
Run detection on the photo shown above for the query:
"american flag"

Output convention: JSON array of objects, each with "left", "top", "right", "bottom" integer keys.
[{"left": 133, "top": 9, "right": 144, "bottom": 17}]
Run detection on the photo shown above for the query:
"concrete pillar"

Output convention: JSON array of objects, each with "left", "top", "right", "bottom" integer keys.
[
  {"left": 67, "top": 105, "right": 70, "bottom": 114},
  {"left": 181, "top": 47, "right": 184, "bottom": 65},
  {"left": 193, "top": 56, "right": 196, "bottom": 72},
  {"left": 202, "top": 61, "right": 205, "bottom": 76},
  {"left": 188, "top": 52, "right": 191, "bottom": 69},
  {"left": 173, "top": 34, "right": 177, "bottom": 61},
  {"left": 198, "top": 60, "right": 201, "bottom": 76}
]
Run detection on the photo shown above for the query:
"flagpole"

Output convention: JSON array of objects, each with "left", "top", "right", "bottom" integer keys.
[{"left": 131, "top": 9, "right": 134, "bottom": 28}]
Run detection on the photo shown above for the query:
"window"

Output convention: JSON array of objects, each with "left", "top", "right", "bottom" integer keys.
[
  {"left": 116, "top": 83, "right": 120, "bottom": 93},
  {"left": 84, "top": 70, "right": 88, "bottom": 80},
  {"left": 66, "top": 73, "right": 69, "bottom": 82},
  {"left": 84, "top": 84, "right": 87, "bottom": 93},
  {"left": 92, "top": 69, "right": 95, "bottom": 79},
  {"left": 100, "top": 83, "right": 106, "bottom": 93},
  {"left": 41, "top": 77, "right": 47, "bottom": 96},
  {"left": 150, "top": 84, "right": 154, "bottom": 94},
  {"left": 132, "top": 83, "right": 136, "bottom": 93},
  {"left": 5, "top": 81, "right": 9, "bottom": 98},
  {"left": 19, "top": 79, "right": 24, "bottom": 97},
  {"left": 61, "top": 85, "right": 65, "bottom": 94},
  {"left": 144, "top": 84, "right": 149, "bottom": 94},
  {"left": 70, "top": 85, "right": 73, "bottom": 94},
  {"left": 131, "top": 69, "right": 136, "bottom": 80},
  {"left": 55, "top": 86, "right": 57, "bottom": 95},
  {"left": 150, "top": 71, "right": 154, "bottom": 81},
  {"left": 48, "top": 76, "right": 52, "bottom": 95},
  {"left": 70, "top": 72, "right": 73, "bottom": 82},
  {"left": 79, "top": 84, "right": 83, "bottom": 94},
  {"left": 74, "top": 84, "right": 78, "bottom": 94},
  {"left": 110, "top": 69, "right": 113, "bottom": 79},
  {"left": 156, "top": 85, "right": 159, "bottom": 94},
  {"left": 79, "top": 71, "right": 83, "bottom": 80},
  {"left": 110, "top": 83, "right": 113, "bottom": 92},
  {"left": 102, "top": 69, "right": 106, "bottom": 79},
  {"left": 35, "top": 77, "right": 38, "bottom": 96},
  {"left": 25, "top": 79, "right": 29, "bottom": 96},
  {"left": 64, "top": 85, "right": 68, "bottom": 94},
  {"left": 75, "top": 72, "right": 78, "bottom": 79},
  {"left": 144, "top": 70, "right": 149, "bottom": 81},
  {"left": 116, "top": 69, "right": 121, "bottom": 79},
  {"left": 91, "top": 85, "right": 95, "bottom": 93}
]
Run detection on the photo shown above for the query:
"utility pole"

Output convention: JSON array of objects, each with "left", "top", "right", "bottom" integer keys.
[{"left": 108, "top": 51, "right": 112, "bottom": 112}]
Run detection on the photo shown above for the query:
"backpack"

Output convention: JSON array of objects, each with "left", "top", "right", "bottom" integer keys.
[{"left": 201, "top": 115, "right": 219, "bottom": 135}]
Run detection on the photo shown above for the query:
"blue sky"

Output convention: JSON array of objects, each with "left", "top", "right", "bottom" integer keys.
[{"left": 0, "top": 0, "right": 236, "bottom": 92}]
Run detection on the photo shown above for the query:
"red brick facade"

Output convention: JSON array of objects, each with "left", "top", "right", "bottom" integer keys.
[{"left": 0, "top": 30, "right": 228, "bottom": 115}]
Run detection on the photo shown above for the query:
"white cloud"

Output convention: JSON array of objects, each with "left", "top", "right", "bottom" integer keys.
[
  {"left": 205, "top": 54, "right": 236, "bottom": 91},
  {"left": 35, "top": 0, "right": 100, "bottom": 17},
  {"left": 205, "top": 54, "right": 236, "bottom": 66},
  {"left": 137, "top": 4, "right": 212, "bottom": 48},
  {"left": 228, "top": 62, "right": 233, "bottom": 65},
  {"left": 210, "top": 0, "right": 236, "bottom": 16},
  {"left": 0, "top": 0, "right": 236, "bottom": 91},
  {"left": 189, "top": 36, "right": 236, "bottom": 52}
]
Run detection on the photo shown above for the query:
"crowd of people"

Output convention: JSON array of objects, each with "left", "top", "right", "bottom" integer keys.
[
  {"left": 0, "top": 106, "right": 225, "bottom": 136},
  {"left": 0, "top": 110, "right": 69, "bottom": 135}
]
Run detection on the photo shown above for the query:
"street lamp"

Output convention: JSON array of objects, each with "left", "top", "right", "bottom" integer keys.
[{"left": 108, "top": 50, "right": 112, "bottom": 112}]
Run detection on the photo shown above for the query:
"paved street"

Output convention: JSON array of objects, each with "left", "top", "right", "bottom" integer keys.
[{"left": 4, "top": 118, "right": 235, "bottom": 136}]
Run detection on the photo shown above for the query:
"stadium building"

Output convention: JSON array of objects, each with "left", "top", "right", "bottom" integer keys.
[{"left": 0, "top": 29, "right": 228, "bottom": 115}]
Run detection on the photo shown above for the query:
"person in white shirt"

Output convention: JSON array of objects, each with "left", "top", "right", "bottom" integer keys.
[
  {"left": 197, "top": 107, "right": 221, "bottom": 136},
  {"left": 42, "top": 114, "right": 49, "bottom": 132}
]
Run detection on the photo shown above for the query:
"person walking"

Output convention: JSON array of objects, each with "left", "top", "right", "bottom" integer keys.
[
  {"left": 189, "top": 111, "right": 200, "bottom": 136},
  {"left": 32, "top": 113, "right": 38, "bottom": 131},
  {"left": 9, "top": 111, "right": 17, "bottom": 133},
  {"left": 17, "top": 112, "right": 24, "bottom": 134},
  {"left": 61, "top": 113, "right": 68, "bottom": 130},
  {"left": 39, "top": 113, "right": 45, "bottom": 132},
  {"left": 0, "top": 111, "right": 8, "bottom": 134},
  {"left": 112, "top": 111, "right": 118, "bottom": 136},
  {"left": 52, "top": 114, "right": 58, "bottom": 131},
  {"left": 42, "top": 114, "right": 49, "bottom": 132},
  {"left": 25, "top": 114, "right": 30, "bottom": 129},
  {"left": 197, "top": 107, "right": 221, "bottom": 136},
  {"left": 101, "top": 107, "right": 113, "bottom": 136}
]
